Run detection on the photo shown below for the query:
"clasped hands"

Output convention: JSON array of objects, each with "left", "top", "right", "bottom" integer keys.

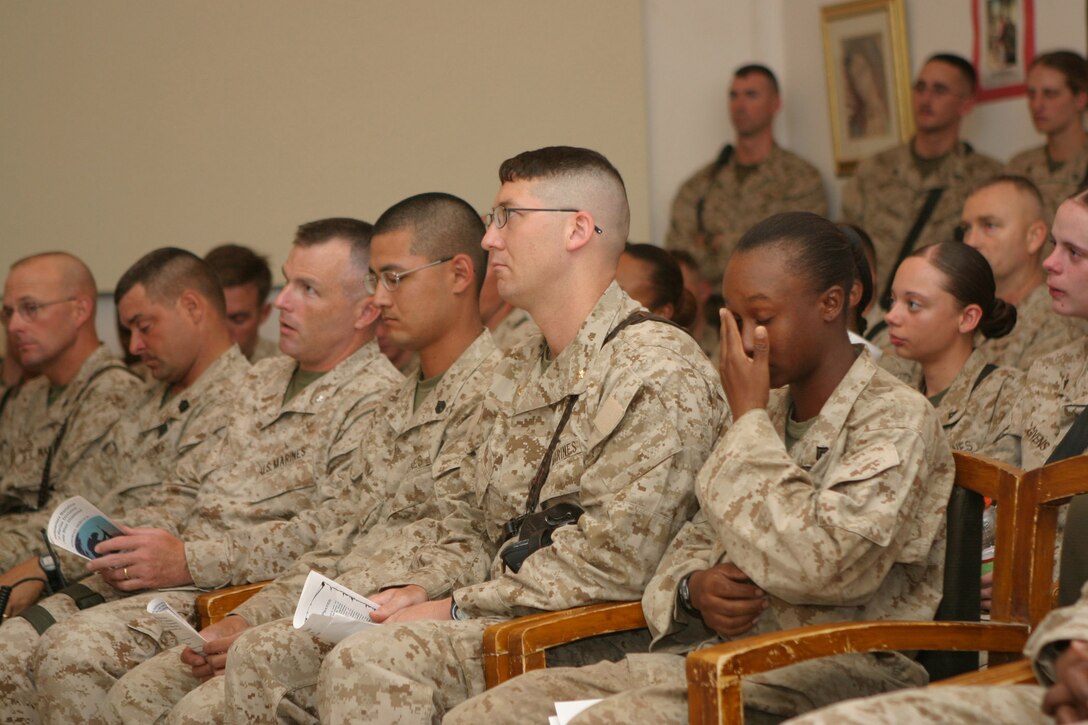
[{"left": 688, "top": 562, "right": 769, "bottom": 637}]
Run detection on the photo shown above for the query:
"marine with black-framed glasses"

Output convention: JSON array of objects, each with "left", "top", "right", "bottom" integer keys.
[{"left": 484, "top": 205, "right": 602, "bottom": 235}]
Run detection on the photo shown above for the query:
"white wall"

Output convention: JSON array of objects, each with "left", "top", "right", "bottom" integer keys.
[
  {"left": 645, "top": 0, "right": 1086, "bottom": 242},
  {"left": 643, "top": 0, "right": 787, "bottom": 243},
  {"left": 0, "top": 1, "right": 652, "bottom": 293}
]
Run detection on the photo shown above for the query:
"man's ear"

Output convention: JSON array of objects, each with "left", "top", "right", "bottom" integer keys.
[
  {"left": 71, "top": 295, "right": 93, "bottom": 327},
  {"left": 177, "top": 290, "right": 205, "bottom": 325},
  {"left": 259, "top": 302, "right": 272, "bottom": 325},
  {"left": 354, "top": 298, "right": 381, "bottom": 330},
  {"left": 819, "top": 285, "right": 846, "bottom": 322},
  {"left": 449, "top": 254, "right": 475, "bottom": 295},
  {"left": 565, "top": 211, "right": 599, "bottom": 253},
  {"left": 1025, "top": 219, "right": 1049, "bottom": 256},
  {"left": 958, "top": 94, "right": 977, "bottom": 118}
]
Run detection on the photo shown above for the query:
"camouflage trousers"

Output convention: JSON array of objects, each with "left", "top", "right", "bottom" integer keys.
[
  {"left": 211, "top": 615, "right": 650, "bottom": 724},
  {"left": 784, "top": 683, "right": 1049, "bottom": 724},
  {"left": 0, "top": 581, "right": 130, "bottom": 724},
  {"left": 447, "top": 650, "right": 927, "bottom": 725},
  {"left": 107, "top": 642, "right": 213, "bottom": 725},
  {"left": 8, "top": 589, "right": 197, "bottom": 724}
]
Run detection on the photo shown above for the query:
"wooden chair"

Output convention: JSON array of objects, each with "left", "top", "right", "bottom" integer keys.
[
  {"left": 482, "top": 451, "right": 1025, "bottom": 691},
  {"left": 684, "top": 453, "right": 1088, "bottom": 724},
  {"left": 195, "top": 581, "right": 270, "bottom": 629}
]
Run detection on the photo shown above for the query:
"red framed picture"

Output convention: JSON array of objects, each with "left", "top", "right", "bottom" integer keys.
[{"left": 972, "top": 0, "right": 1035, "bottom": 102}]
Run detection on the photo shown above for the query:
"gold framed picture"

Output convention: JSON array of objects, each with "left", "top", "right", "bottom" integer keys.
[{"left": 821, "top": 0, "right": 914, "bottom": 176}]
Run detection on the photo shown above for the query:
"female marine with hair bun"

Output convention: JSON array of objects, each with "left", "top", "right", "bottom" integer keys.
[{"left": 884, "top": 242, "right": 1023, "bottom": 454}]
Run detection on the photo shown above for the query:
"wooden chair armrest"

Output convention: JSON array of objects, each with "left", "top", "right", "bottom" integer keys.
[
  {"left": 933, "top": 657, "right": 1035, "bottom": 686},
  {"left": 196, "top": 581, "right": 271, "bottom": 629},
  {"left": 483, "top": 601, "right": 646, "bottom": 688},
  {"left": 685, "top": 620, "right": 1029, "bottom": 725}
]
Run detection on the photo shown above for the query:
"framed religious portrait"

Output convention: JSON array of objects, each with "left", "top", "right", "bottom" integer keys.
[
  {"left": 972, "top": 0, "right": 1035, "bottom": 101},
  {"left": 821, "top": 0, "right": 914, "bottom": 176}
]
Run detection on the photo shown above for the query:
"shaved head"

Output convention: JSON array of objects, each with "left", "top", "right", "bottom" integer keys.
[{"left": 10, "top": 252, "right": 97, "bottom": 312}]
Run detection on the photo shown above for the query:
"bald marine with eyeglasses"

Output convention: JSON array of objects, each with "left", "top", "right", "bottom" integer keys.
[{"left": 0, "top": 252, "right": 143, "bottom": 516}]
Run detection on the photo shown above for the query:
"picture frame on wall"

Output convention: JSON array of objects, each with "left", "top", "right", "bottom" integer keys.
[
  {"left": 971, "top": 0, "right": 1035, "bottom": 101},
  {"left": 821, "top": 0, "right": 914, "bottom": 177}
]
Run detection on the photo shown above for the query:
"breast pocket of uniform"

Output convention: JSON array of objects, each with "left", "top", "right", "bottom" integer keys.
[
  {"left": 819, "top": 442, "right": 903, "bottom": 547},
  {"left": 246, "top": 444, "right": 316, "bottom": 505}
]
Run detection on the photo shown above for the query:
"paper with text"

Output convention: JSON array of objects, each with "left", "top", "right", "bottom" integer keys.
[
  {"left": 147, "top": 598, "right": 207, "bottom": 654},
  {"left": 293, "top": 570, "right": 379, "bottom": 644},
  {"left": 47, "top": 496, "right": 123, "bottom": 560}
]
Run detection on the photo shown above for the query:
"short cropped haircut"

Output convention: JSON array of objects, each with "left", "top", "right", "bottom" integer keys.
[
  {"left": 970, "top": 174, "right": 1046, "bottom": 219},
  {"left": 734, "top": 63, "right": 779, "bottom": 94},
  {"left": 926, "top": 53, "right": 978, "bottom": 93},
  {"left": 204, "top": 243, "right": 272, "bottom": 304},
  {"left": 115, "top": 247, "right": 226, "bottom": 316},
  {"left": 499, "top": 146, "right": 626, "bottom": 193},
  {"left": 294, "top": 217, "right": 373, "bottom": 274},
  {"left": 1031, "top": 50, "right": 1088, "bottom": 95},
  {"left": 372, "top": 192, "right": 488, "bottom": 293},
  {"left": 735, "top": 212, "right": 855, "bottom": 319}
]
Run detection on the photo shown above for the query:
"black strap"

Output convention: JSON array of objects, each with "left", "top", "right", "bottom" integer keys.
[
  {"left": 506, "top": 309, "right": 682, "bottom": 540},
  {"left": 16, "top": 582, "right": 105, "bottom": 635},
  {"left": 1046, "top": 406, "right": 1088, "bottom": 464},
  {"left": 970, "top": 364, "right": 999, "bottom": 395},
  {"left": 695, "top": 144, "right": 734, "bottom": 235},
  {"left": 880, "top": 187, "right": 945, "bottom": 310},
  {"left": 17, "top": 605, "right": 56, "bottom": 635},
  {"left": 34, "top": 362, "right": 136, "bottom": 511},
  {"left": 603, "top": 309, "right": 684, "bottom": 344},
  {"left": 864, "top": 319, "right": 888, "bottom": 343}
]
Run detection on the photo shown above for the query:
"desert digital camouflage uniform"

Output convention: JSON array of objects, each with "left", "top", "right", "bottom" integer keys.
[
  {"left": 932, "top": 352, "right": 1021, "bottom": 455},
  {"left": 250, "top": 335, "right": 280, "bottom": 363},
  {"left": 0, "top": 345, "right": 246, "bottom": 724},
  {"left": 0, "top": 341, "right": 401, "bottom": 724},
  {"left": 0, "top": 344, "right": 143, "bottom": 513},
  {"left": 982, "top": 336, "right": 1088, "bottom": 579},
  {"left": 987, "top": 336, "right": 1088, "bottom": 470},
  {"left": 299, "top": 283, "right": 727, "bottom": 724},
  {"left": 445, "top": 349, "right": 955, "bottom": 725},
  {"left": 665, "top": 144, "right": 827, "bottom": 283},
  {"left": 489, "top": 306, "right": 539, "bottom": 353},
  {"left": 106, "top": 331, "right": 501, "bottom": 724},
  {"left": 977, "top": 284, "right": 1088, "bottom": 372},
  {"left": 1007, "top": 141, "right": 1088, "bottom": 223},
  {"left": 784, "top": 580, "right": 1088, "bottom": 724},
  {"left": 843, "top": 141, "right": 1002, "bottom": 301},
  {"left": 0, "top": 345, "right": 249, "bottom": 575}
]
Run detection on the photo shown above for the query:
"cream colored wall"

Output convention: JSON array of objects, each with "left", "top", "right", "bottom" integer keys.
[
  {"left": 645, "top": 0, "right": 1086, "bottom": 244},
  {"left": 0, "top": 1, "right": 651, "bottom": 293}
]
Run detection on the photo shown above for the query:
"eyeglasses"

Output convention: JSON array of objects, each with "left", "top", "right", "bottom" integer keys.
[
  {"left": 364, "top": 257, "right": 453, "bottom": 294},
  {"left": 0, "top": 297, "right": 76, "bottom": 324},
  {"left": 485, "top": 206, "right": 603, "bottom": 235}
]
